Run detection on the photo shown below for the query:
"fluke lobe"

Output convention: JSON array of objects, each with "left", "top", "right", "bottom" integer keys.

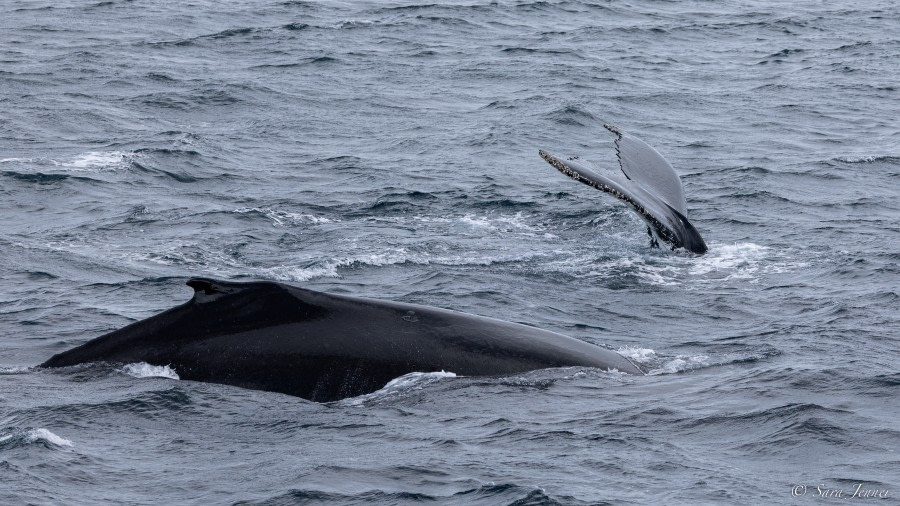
[
  {"left": 540, "top": 124, "right": 708, "bottom": 254},
  {"left": 41, "top": 278, "right": 642, "bottom": 402}
]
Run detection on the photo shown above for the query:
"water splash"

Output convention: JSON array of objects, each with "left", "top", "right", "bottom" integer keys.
[
  {"left": 122, "top": 362, "right": 180, "bottom": 380},
  {"left": 618, "top": 346, "right": 710, "bottom": 374},
  {"left": 340, "top": 371, "right": 457, "bottom": 406}
]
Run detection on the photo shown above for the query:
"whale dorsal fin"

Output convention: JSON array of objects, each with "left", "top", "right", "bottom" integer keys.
[
  {"left": 604, "top": 124, "right": 688, "bottom": 216},
  {"left": 187, "top": 278, "right": 240, "bottom": 300}
]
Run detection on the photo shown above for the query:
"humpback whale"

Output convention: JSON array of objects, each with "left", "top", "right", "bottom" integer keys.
[
  {"left": 41, "top": 278, "right": 642, "bottom": 402},
  {"left": 540, "top": 124, "right": 707, "bottom": 254}
]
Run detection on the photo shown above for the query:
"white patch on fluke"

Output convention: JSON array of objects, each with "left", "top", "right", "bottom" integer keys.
[{"left": 122, "top": 362, "right": 180, "bottom": 380}]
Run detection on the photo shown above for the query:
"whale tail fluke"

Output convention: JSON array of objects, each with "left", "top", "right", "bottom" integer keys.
[
  {"left": 540, "top": 125, "right": 707, "bottom": 254},
  {"left": 603, "top": 123, "right": 688, "bottom": 215}
]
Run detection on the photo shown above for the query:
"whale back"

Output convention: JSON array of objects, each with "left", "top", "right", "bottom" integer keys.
[{"left": 42, "top": 278, "right": 643, "bottom": 401}]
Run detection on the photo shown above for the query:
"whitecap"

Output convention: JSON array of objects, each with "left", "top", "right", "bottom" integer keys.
[
  {"left": 1, "top": 428, "right": 76, "bottom": 448},
  {"left": 333, "top": 20, "right": 376, "bottom": 29},
  {"left": 836, "top": 155, "right": 876, "bottom": 163},
  {"left": 0, "top": 365, "right": 32, "bottom": 374},
  {"left": 66, "top": 151, "right": 130, "bottom": 171},
  {"left": 834, "top": 155, "right": 897, "bottom": 164},
  {"left": 233, "top": 207, "right": 337, "bottom": 226},
  {"left": 27, "top": 428, "right": 74, "bottom": 447},
  {"left": 0, "top": 151, "right": 131, "bottom": 172}
]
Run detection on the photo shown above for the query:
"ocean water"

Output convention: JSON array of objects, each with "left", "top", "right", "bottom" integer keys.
[{"left": 1, "top": 0, "right": 898, "bottom": 504}]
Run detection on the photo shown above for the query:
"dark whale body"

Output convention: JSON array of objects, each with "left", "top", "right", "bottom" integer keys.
[
  {"left": 41, "top": 278, "right": 642, "bottom": 401},
  {"left": 540, "top": 124, "right": 708, "bottom": 254}
]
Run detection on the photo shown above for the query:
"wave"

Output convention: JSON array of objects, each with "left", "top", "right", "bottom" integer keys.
[
  {"left": 332, "top": 20, "right": 378, "bottom": 30},
  {"left": 130, "top": 160, "right": 199, "bottom": 183},
  {"left": 0, "top": 151, "right": 132, "bottom": 173},
  {"left": 245, "top": 483, "right": 554, "bottom": 506},
  {"left": 282, "top": 22, "right": 309, "bottom": 31},
  {"left": 833, "top": 155, "right": 900, "bottom": 164},
  {"left": 1, "top": 171, "right": 88, "bottom": 184},
  {"left": 262, "top": 250, "right": 546, "bottom": 282},
  {"left": 544, "top": 103, "right": 597, "bottom": 127},
  {"left": 0, "top": 428, "right": 73, "bottom": 449}
]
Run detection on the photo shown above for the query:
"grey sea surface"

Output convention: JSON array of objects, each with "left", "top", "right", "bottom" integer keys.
[{"left": 1, "top": 0, "right": 898, "bottom": 504}]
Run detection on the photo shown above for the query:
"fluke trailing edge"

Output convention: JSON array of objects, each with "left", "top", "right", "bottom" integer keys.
[
  {"left": 41, "top": 278, "right": 643, "bottom": 402},
  {"left": 540, "top": 124, "right": 708, "bottom": 254}
]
